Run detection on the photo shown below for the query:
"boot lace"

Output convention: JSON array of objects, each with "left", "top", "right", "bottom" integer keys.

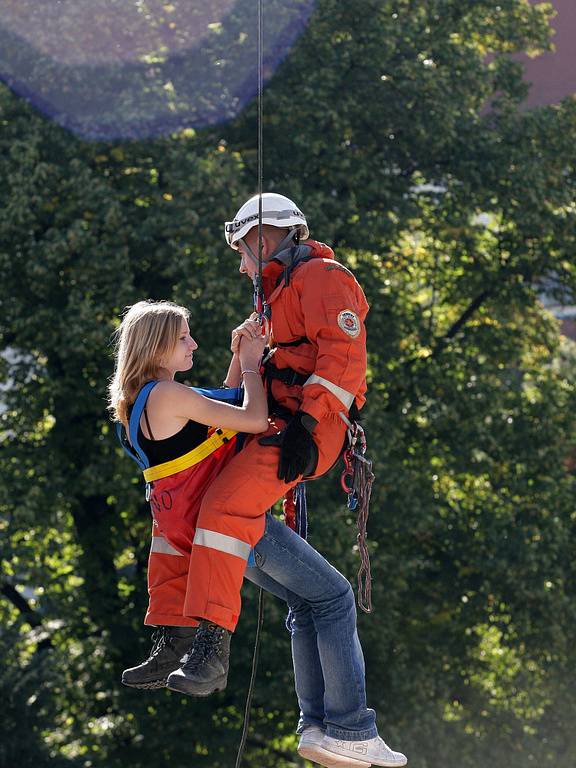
[
  {"left": 181, "top": 623, "right": 224, "bottom": 672},
  {"left": 148, "top": 626, "right": 170, "bottom": 659}
]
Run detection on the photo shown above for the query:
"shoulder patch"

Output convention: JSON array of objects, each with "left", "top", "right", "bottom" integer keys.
[
  {"left": 324, "top": 263, "right": 353, "bottom": 276},
  {"left": 337, "top": 309, "right": 361, "bottom": 338}
]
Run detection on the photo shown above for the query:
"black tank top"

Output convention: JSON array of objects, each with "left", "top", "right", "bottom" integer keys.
[{"left": 137, "top": 415, "right": 208, "bottom": 465}]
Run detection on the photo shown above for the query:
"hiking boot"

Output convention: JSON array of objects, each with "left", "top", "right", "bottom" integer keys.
[
  {"left": 298, "top": 725, "right": 372, "bottom": 767},
  {"left": 121, "top": 625, "right": 197, "bottom": 690},
  {"left": 166, "top": 620, "right": 231, "bottom": 697},
  {"left": 317, "top": 734, "right": 407, "bottom": 767}
]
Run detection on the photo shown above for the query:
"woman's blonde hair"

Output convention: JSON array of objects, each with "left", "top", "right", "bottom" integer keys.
[{"left": 108, "top": 300, "right": 190, "bottom": 425}]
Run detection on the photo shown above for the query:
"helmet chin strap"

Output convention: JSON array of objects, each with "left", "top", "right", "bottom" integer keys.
[
  {"left": 270, "top": 228, "right": 300, "bottom": 259},
  {"left": 237, "top": 237, "right": 264, "bottom": 314},
  {"left": 239, "top": 228, "right": 299, "bottom": 269},
  {"left": 242, "top": 229, "right": 300, "bottom": 318},
  {"left": 239, "top": 237, "right": 260, "bottom": 268}
]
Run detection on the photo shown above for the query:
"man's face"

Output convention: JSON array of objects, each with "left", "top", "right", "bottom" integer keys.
[{"left": 237, "top": 228, "right": 271, "bottom": 279}]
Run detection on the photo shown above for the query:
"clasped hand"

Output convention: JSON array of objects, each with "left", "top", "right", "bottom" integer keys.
[{"left": 230, "top": 313, "right": 268, "bottom": 356}]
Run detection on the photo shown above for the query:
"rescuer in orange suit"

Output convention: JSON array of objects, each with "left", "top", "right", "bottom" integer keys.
[{"left": 166, "top": 193, "right": 370, "bottom": 698}]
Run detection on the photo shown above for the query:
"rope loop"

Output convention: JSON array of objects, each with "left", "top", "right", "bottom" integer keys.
[{"left": 341, "top": 421, "right": 375, "bottom": 614}]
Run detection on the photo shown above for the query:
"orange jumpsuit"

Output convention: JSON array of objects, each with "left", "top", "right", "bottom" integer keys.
[{"left": 183, "top": 240, "right": 369, "bottom": 631}]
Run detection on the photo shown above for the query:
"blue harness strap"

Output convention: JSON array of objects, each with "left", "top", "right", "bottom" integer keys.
[
  {"left": 115, "top": 380, "right": 159, "bottom": 470},
  {"left": 194, "top": 386, "right": 243, "bottom": 405},
  {"left": 128, "top": 381, "right": 159, "bottom": 468}
]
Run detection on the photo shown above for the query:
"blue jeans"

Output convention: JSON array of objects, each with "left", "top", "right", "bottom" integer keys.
[{"left": 244, "top": 512, "right": 378, "bottom": 740}]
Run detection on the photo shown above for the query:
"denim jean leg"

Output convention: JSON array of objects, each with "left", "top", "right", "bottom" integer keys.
[
  {"left": 247, "top": 513, "right": 377, "bottom": 740},
  {"left": 288, "top": 597, "right": 327, "bottom": 732},
  {"left": 245, "top": 552, "right": 326, "bottom": 731},
  {"left": 310, "top": 580, "right": 376, "bottom": 740}
]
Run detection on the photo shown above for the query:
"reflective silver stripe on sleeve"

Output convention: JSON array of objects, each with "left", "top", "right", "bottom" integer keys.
[
  {"left": 304, "top": 374, "right": 355, "bottom": 409},
  {"left": 193, "top": 528, "right": 252, "bottom": 561},
  {"left": 150, "top": 536, "right": 184, "bottom": 557}
]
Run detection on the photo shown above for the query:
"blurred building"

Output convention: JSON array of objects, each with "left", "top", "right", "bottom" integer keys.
[
  {"left": 521, "top": 0, "right": 576, "bottom": 109},
  {"left": 521, "top": 0, "right": 576, "bottom": 340}
]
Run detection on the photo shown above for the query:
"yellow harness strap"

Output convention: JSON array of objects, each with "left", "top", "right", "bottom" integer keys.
[{"left": 143, "top": 428, "right": 237, "bottom": 482}]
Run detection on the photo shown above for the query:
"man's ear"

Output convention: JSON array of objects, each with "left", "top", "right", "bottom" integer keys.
[{"left": 261, "top": 232, "right": 273, "bottom": 261}]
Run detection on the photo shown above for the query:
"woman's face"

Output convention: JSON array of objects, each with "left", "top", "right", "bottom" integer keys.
[{"left": 163, "top": 317, "right": 198, "bottom": 374}]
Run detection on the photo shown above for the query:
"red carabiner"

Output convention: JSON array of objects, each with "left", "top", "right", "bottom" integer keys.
[{"left": 340, "top": 448, "right": 354, "bottom": 494}]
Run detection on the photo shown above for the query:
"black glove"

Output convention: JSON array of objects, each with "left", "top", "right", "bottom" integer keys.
[{"left": 259, "top": 411, "right": 319, "bottom": 483}]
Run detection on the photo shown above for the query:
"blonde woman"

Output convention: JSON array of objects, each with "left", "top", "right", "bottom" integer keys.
[{"left": 108, "top": 300, "right": 267, "bottom": 689}]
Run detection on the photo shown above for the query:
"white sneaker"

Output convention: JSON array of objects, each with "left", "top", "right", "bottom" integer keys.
[
  {"left": 318, "top": 734, "right": 407, "bottom": 767},
  {"left": 298, "top": 725, "right": 323, "bottom": 756},
  {"left": 298, "top": 726, "right": 373, "bottom": 767}
]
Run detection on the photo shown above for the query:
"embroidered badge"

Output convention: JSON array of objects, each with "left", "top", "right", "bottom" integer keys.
[
  {"left": 337, "top": 310, "right": 360, "bottom": 338},
  {"left": 325, "top": 263, "right": 352, "bottom": 276}
]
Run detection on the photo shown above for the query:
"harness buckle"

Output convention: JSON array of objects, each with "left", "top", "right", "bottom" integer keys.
[
  {"left": 286, "top": 369, "right": 303, "bottom": 386},
  {"left": 263, "top": 360, "right": 309, "bottom": 388}
]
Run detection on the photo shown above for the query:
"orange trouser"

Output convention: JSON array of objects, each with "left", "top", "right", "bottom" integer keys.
[
  {"left": 144, "top": 437, "right": 238, "bottom": 627},
  {"left": 146, "top": 524, "right": 197, "bottom": 626},
  {"left": 182, "top": 412, "right": 348, "bottom": 631}
]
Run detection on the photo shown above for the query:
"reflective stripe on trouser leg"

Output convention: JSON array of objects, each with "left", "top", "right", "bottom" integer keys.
[
  {"left": 151, "top": 534, "right": 185, "bottom": 556},
  {"left": 145, "top": 528, "right": 198, "bottom": 627},
  {"left": 183, "top": 414, "right": 347, "bottom": 632},
  {"left": 193, "top": 528, "right": 252, "bottom": 560}
]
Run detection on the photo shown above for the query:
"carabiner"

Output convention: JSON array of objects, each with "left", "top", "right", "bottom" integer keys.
[
  {"left": 341, "top": 469, "right": 354, "bottom": 494},
  {"left": 340, "top": 447, "right": 355, "bottom": 494},
  {"left": 347, "top": 491, "right": 359, "bottom": 511}
]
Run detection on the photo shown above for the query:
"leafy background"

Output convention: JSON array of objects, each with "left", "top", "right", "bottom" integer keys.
[{"left": 1, "top": 1, "right": 575, "bottom": 767}]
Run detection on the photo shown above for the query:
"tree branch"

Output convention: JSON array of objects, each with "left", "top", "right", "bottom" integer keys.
[
  {"left": 431, "top": 288, "right": 491, "bottom": 356},
  {"left": 1, "top": 582, "right": 43, "bottom": 626},
  {"left": 0, "top": 582, "right": 53, "bottom": 651}
]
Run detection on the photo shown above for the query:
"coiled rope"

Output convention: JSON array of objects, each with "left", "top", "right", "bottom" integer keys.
[
  {"left": 352, "top": 448, "right": 375, "bottom": 614},
  {"left": 341, "top": 421, "right": 375, "bottom": 614}
]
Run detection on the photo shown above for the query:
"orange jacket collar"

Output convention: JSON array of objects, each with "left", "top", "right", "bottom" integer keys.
[{"left": 262, "top": 240, "right": 335, "bottom": 300}]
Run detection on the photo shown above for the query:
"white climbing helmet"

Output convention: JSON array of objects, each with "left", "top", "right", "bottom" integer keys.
[{"left": 224, "top": 192, "right": 309, "bottom": 250}]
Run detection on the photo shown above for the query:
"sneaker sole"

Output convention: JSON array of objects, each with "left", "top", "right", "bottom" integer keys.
[
  {"left": 319, "top": 744, "right": 408, "bottom": 768},
  {"left": 298, "top": 744, "right": 372, "bottom": 768},
  {"left": 121, "top": 677, "right": 168, "bottom": 690},
  {"left": 166, "top": 674, "right": 228, "bottom": 697}
]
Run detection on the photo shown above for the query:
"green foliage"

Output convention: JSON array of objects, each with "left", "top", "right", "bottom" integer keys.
[{"left": 1, "top": 1, "right": 575, "bottom": 767}]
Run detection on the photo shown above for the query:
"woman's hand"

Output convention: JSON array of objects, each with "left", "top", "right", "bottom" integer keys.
[
  {"left": 231, "top": 313, "right": 267, "bottom": 355},
  {"left": 238, "top": 326, "right": 267, "bottom": 371}
]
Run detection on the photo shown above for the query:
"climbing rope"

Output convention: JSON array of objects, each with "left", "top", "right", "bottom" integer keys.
[
  {"left": 234, "top": 587, "right": 265, "bottom": 768},
  {"left": 235, "top": 4, "right": 265, "bottom": 765},
  {"left": 256, "top": 0, "right": 265, "bottom": 324}
]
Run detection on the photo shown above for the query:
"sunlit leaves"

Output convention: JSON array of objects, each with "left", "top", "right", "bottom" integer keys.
[{"left": 1, "top": 0, "right": 576, "bottom": 766}]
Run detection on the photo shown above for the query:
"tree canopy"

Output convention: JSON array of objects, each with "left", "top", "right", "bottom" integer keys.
[{"left": 1, "top": 2, "right": 575, "bottom": 767}]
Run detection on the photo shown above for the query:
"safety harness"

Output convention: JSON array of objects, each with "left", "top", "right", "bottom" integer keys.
[
  {"left": 116, "top": 381, "right": 309, "bottom": 569},
  {"left": 116, "top": 382, "right": 242, "bottom": 497}
]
